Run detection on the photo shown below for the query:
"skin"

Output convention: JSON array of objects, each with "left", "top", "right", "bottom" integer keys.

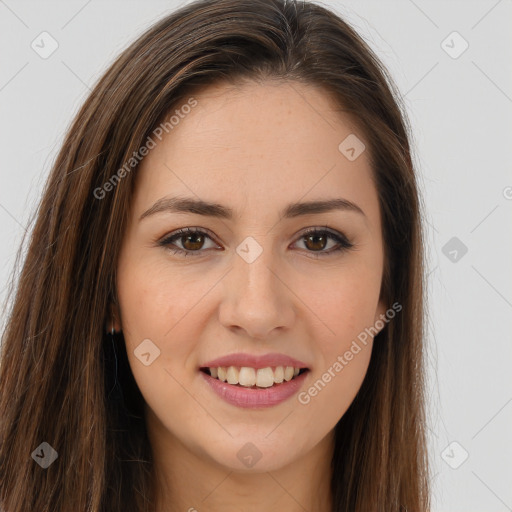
[{"left": 111, "top": 80, "right": 387, "bottom": 512}]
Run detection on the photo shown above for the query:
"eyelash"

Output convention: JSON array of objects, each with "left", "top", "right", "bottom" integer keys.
[{"left": 158, "top": 226, "right": 354, "bottom": 258}]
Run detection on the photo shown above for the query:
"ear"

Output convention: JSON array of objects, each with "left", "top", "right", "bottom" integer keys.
[
  {"left": 372, "top": 298, "right": 388, "bottom": 336},
  {"left": 107, "top": 302, "right": 122, "bottom": 333}
]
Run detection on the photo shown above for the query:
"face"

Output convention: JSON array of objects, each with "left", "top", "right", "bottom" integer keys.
[{"left": 114, "top": 80, "right": 387, "bottom": 474}]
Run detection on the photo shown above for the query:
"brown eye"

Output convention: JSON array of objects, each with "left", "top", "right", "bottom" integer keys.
[
  {"left": 160, "top": 226, "right": 353, "bottom": 258},
  {"left": 293, "top": 228, "right": 353, "bottom": 256},
  {"left": 159, "top": 228, "right": 219, "bottom": 256},
  {"left": 181, "top": 232, "right": 205, "bottom": 251},
  {"left": 303, "top": 233, "right": 328, "bottom": 251}
]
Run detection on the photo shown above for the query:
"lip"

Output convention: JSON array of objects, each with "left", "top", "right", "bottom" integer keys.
[
  {"left": 199, "top": 352, "right": 310, "bottom": 370},
  {"left": 199, "top": 369, "right": 310, "bottom": 409}
]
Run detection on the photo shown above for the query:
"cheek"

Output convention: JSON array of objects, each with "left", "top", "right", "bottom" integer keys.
[
  {"left": 298, "top": 284, "right": 377, "bottom": 426},
  {"left": 117, "top": 253, "right": 216, "bottom": 345},
  {"left": 116, "top": 254, "right": 225, "bottom": 407},
  {"left": 299, "top": 339, "right": 373, "bottom": 431},
  {"left": 302, "top": 261, "right": 382, "bottom": 349},
  {"left": 294, "top": 261, "right": 381, "bottom": 419}
]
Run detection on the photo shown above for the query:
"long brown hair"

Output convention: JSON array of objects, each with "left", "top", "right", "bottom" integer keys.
[{"left": 0, "top": 0, "right": 430, "bottom": 510}]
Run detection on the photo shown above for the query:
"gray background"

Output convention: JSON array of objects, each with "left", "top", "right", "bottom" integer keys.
[{"left": 1, "top": 1, "right": 511, "bottom": 510}]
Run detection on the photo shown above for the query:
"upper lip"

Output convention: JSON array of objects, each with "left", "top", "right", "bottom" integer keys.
[{"left": 200, "top": 352, "right": 310, "bottom": 370}]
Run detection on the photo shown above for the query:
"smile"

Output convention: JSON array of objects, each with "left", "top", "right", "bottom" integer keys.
[
  {"left": 199, "top": 367, "right": 310, "bottom": 408},
  {"left": 200, "top": 365, "right": 308, "bottom": 388}
]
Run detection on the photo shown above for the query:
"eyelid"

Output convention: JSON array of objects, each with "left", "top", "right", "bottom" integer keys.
[{"left": 296, "top": 225, "right": 351, "bottom": 243}]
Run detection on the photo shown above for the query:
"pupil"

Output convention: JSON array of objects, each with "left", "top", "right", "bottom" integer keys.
[
  {"left": 306, "top": 234, "right": 326, "bottom": 251},
  {"left": 183, "top": 234, "right": 203, "bottom": 250}
]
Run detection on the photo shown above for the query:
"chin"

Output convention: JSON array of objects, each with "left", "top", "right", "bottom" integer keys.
[{"left": 203, "top": 436, "right": 302, "bottom": 473}]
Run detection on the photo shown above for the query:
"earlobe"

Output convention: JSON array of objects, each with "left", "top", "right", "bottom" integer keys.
[
  {"left": 373, "top": 299, "right": 388, "bottom": 336},
  {"left": 107, "top": 302, "right": 122, "bottom": 333}
]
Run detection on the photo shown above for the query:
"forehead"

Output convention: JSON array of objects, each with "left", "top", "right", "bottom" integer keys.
[{"left": 133, "top": 80, "right": 378, "bottom": 224}]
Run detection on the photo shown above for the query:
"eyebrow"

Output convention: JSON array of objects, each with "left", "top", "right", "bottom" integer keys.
[{"left": 138, "top": 195, "right": 366, "bottom": 222}]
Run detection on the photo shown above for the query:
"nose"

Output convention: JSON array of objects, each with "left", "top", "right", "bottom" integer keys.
[{"left": 218, "top": 245, "right": 295, "bottom": 340}]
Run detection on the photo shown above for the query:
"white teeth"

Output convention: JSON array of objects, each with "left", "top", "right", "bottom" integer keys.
[
  {"left": 208, "top": 365, "right": 304, "bottom": 387},
  {"left": 274, "top": 366, "right": 284, "bottom": 383},
  {"left": 256, "top": 367, "right": 274, "bottom": 388},
  {"left": 217, "top": 367, "right": 227, "bottom": 381},
  {"left": 238, "top": 367, "right": 256, "bottom": 386},
  {"left": 226, "top": 366, "right": 239, "bottom": 385}
]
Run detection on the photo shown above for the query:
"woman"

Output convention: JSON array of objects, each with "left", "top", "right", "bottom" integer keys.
[{"left": 0, "top": 0, "right": 430, "bottom": 510}]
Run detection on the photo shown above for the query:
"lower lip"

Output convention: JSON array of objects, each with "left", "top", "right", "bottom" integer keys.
[{"left": 199, "top": 370, "right": 310, "bottom": 409}]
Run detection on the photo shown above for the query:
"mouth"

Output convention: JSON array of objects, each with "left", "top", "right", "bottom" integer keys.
[{"left": 199, "top": 366, "right": 310, "bottom": 389}]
